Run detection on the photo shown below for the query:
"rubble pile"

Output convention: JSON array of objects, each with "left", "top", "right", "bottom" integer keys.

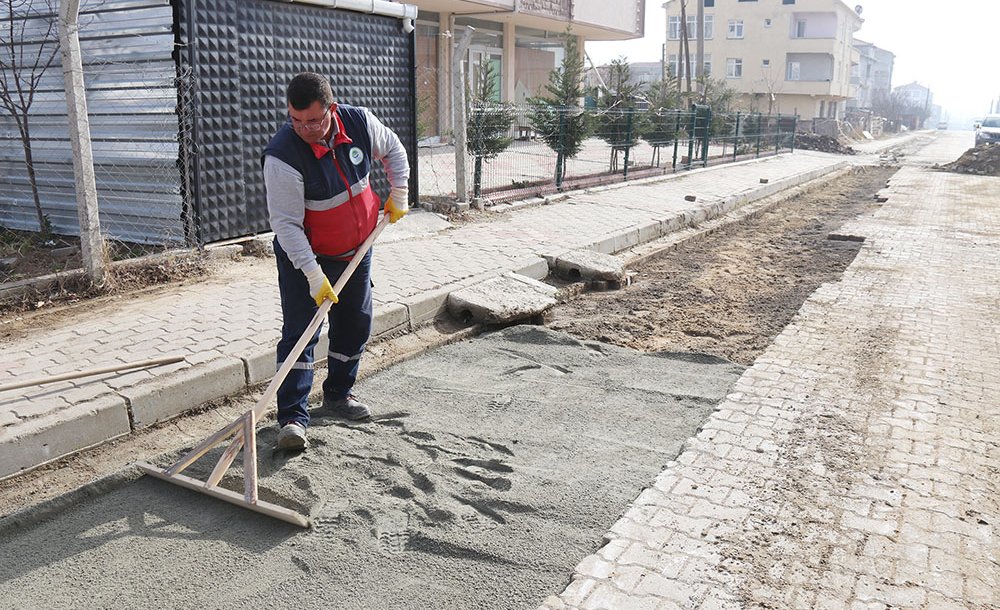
[
  {"left": 936, "top": 144, "right": 1000, "bottom": 176},
  {"left": 794, "top": 133, "right": 857, "bottom": 155}
]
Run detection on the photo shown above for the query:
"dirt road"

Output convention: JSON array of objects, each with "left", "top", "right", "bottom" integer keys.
[{"left": 550, "top": 167, "right": 897, "bottom": 365}]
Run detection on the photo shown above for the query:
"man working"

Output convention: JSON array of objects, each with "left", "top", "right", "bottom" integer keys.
[{"left": 262, "top": 72, "right": 410, "bottom": 449}]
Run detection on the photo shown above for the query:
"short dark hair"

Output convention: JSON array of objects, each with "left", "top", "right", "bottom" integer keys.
[{"left": 287, "top": 72, "right": 334, "bottom": 110}]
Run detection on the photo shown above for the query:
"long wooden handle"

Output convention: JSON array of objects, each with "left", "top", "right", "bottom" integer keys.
[
  {"left": 0, "top": 356, "right": 186, "bottom": 393},
  {"left": 250, "top": 214, "right": 391, "bottom": 420}
]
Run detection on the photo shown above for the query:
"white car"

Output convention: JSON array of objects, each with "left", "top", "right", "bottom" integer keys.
[{"left": 975, "top": 115, "right": 1000, "bottom": 146}]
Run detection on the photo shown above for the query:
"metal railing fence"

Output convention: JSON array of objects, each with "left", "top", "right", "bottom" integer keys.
[{"left": 421, "top": 104, "right": 797, "bottom": 207}]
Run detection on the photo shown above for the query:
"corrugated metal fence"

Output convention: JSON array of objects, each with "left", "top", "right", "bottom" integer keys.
[
  {"left": 1, "top": 0, "right": 418, "bottom": 248},
  {"left": 0, "top": 0, "right": 185, "bottom": 245}
]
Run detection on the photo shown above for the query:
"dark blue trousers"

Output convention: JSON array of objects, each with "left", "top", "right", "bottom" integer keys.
[{"left": 274, "top": 239, "right": 373, "bottom": 428}]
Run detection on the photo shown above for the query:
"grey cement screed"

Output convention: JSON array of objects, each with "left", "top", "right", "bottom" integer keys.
[{"left": 0, "top": 326, "right": 743, "bottom": 609}]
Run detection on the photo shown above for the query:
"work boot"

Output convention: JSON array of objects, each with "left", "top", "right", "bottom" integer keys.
[
  {"left": 322, "top": 394, "right": 371, "bottom": 420},
  {"left": 277, "top": 422, "right": 308, "bottom": 450}
]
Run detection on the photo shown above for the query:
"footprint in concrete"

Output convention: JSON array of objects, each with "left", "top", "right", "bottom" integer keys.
[
  {"left": 290, "top": 555, "right": 312, "bottom": 574},
  {"left": 404, "top": 430, "right": 436, "bottom": 442},
  {"left": 452, "top": 494, "right": 506, "bottom": 527},
  {"left": 452, "top": 457, "right": 514, "bottom": 474},
  {"left": 486, "top": 395, "right": 514, "bottom": 412},
  {"left": 453, "top": 467, "right": 512, "bottom": 491},
  {"left": 468, "top": 436, "right": 515, "bottom": 457},
  {"left": 459, "top": 512, "right": 500, "bottom": 532},
  {"left": 375, "top": 510, "right": 412, "bottom": 555}
]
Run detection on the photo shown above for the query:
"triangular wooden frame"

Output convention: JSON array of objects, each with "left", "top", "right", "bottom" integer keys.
[{"left": 138, "top": 216, "right": 391, "bottom": 528}]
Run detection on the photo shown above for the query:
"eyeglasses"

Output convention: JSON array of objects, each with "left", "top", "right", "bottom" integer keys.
[{"left": 291, "top": 108, "right": 329, "bottom": 131}]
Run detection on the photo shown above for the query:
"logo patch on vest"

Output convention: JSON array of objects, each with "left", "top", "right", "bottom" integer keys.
[{"left": 349, "top": 147, "right": 364, "bottom": 166}]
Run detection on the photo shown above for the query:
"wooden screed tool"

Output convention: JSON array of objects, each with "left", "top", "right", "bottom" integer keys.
[{"left": 138, "top": 215, "right": 391, "bottom": 527}]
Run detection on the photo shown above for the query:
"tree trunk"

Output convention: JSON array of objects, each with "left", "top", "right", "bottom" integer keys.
[
  {"left": 473, "top": 156, "right": 483, "bottom": 199},
  {"left": 18, "top": 116, "right": 48, "bottom": 234}
]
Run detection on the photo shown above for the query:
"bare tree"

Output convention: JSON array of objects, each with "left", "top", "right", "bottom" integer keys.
[{"left": 1, "top": 0, "right": 61, "bottom": 235}]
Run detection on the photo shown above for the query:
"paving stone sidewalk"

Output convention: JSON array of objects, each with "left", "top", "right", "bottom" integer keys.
[
  {"left": 539, "top": 135, "right": 998, "bottom": 609},
  {"left": 0, "top": 140, "right": 911, "bottom": 479}
]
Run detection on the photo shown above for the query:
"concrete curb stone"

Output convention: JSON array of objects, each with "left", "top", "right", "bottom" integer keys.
[
  {"left": 0, "top": 394, "right": 131, "bottom": 478},
  {"left": 120, "top": 355, "right": 247, "bottom": 429}
]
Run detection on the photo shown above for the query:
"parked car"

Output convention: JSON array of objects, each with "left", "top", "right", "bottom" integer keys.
[
  {"left": 975, "top": 115, "right": 1000, "bottom": 146},
  {"left": 936, "top": 121, "right": 948, "bottom": 130}
]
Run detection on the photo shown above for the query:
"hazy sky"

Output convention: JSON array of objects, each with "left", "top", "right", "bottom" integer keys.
[{"left": 585, "top": 0, "right": 1000, "bottom": 120}]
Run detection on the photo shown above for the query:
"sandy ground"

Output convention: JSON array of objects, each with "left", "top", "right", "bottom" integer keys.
[
  {"left": 0, "top": 326, "right": 742, "bottom": 609},
  {"left": 549, "top": 166, "right": 898, "bottom": 366}
]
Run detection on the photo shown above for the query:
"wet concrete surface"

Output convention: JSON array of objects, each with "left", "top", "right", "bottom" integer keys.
[{"left": 0, "top": 326, "right": 743, "bottom": 609}]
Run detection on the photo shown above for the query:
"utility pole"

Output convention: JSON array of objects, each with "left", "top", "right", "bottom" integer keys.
[
  {"left": 679, "top": 0, "right": 691, "bottom": 94},
  {"left": 59, "top": 0, "right": 106, "bottom": 285},
  {"left": 695, "top": 0, "right": 704, "bottom": 95},
  {"left": 452, "top": 27, "right": 475, "bottom": 204}
]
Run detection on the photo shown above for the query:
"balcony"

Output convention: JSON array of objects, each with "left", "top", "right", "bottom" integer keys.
[
  {"left": 411, "top": 0, "right": 644, "bottom": 40},
  {"left": 789, "top": 12, "right": 838, "bottom": 39},
  {"left": 787, "top": 37, "right": 841, "bottom": 55}
]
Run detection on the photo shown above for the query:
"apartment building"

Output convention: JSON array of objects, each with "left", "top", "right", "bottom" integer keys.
[
  {"left": 894, "top": 81, "right": 936, "bottom": 129},
  {"left": 411, "top": 0, "right": 645, "bottom": 140},
  {"left": 662, "top": 0, "right": 862, "bottom": 120},
  {"left": 849, "top": 39, "right": 894, "bottom": 111}
]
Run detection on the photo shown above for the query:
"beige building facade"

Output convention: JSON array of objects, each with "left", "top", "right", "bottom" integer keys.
[
  {"left": 411, "top": 0, "right": 645, "bottom": 140},
  {"left": 663, "top": 0, "right": 862, "bottom": 120}
]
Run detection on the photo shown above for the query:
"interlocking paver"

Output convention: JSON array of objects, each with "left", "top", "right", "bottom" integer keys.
[{"left": 540, "top": 135, "right": 999, "bottom": 609}]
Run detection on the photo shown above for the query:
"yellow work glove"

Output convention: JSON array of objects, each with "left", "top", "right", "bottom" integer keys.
[
  {"left": 304, "top": 266, "right": 338, "bottom": 306},
  {"left": 384, "top": 187, "right": 409, "bottom": 223}
]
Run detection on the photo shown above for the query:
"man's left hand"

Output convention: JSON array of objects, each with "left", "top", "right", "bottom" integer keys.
[{"left": 385, "top": 187, "right": 409, "bottom": 223}]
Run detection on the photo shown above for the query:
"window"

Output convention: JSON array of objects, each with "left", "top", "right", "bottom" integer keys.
[
  {"left": 795, "top": 20, "right": 807, "bottom": 38},
  {"left": 726, "top": 58, "right": 743, "bottom": 78},
  {"left": 704, "top": 0, "right": 714, "bottom": 6},
  {"left": 684, "top": 15, "right": 714, "bottom": 39},
  {"left": 763, "top": 59, "right": 771, "bottom": 67},
  {"left": 668, "top": 16, "right": 680, "bottom": 40},
  {"left": 787, "top": 61, "right": 801, "bottom": 80},
  {"left": 764, "top": 18, "right": 773, "bottom": 27},
  {"left": 728, "top": 19, "right": 744, "bottom": 39},
  {"left": 783, "top": 0, "right": 795, "bottom": 4},
  {"left": 667, "top": 54, "right": 711, "bottom": 79}
]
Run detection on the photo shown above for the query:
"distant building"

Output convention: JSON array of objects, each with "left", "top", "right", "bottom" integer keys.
[
  {"left": 662, "top": 0, "right": 863, "bottom": 120},
  {"left": 894, "top": 81, "right": 934, "bottom": 129},
  {"left": 410, "top": 0, "right": 646, "bottom": 139},
  {"left": 849, "top": 39, "right": 894, "bottom": 111},
  {"left": 587, "top": 61, "right": 666, "bottom": 91}
]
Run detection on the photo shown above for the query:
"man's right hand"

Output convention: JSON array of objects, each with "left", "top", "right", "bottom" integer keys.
[{"left": 304, "top": 267, "right": 338, "bottom": 306}]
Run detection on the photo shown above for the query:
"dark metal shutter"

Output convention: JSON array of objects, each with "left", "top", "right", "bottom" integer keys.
[{"left": 177, "top": 0, "right": 417, "bottom": 244}]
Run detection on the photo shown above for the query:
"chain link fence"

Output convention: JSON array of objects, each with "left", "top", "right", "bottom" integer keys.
[
  {"left": 421, "top": 104, "right": 797, "bottom": 207},
  {"left": 1, "top": 2, "right": 194, "bottom": 286}
]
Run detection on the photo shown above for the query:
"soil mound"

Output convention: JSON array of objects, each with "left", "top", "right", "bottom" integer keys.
[
  {"left": 936, "top": 144, "right": 1000, "bottom": 176},
  {"left": 794, "top": 133, "right": 857, "bottom": 155}
]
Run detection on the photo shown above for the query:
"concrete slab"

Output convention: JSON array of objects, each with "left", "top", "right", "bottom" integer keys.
[
  {"left": 0, "top": 326, "right": 744, "bottom": 609},
  {"left": 553, "top": 249, "right": 626, "bottom": 282},
  {"left": 447, "top": 272, "right": 558, "bottom": 324}
]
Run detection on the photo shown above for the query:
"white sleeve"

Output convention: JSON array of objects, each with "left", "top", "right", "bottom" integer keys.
[
  {"left": 263, "top": 155, "right": 320, "bottom": 275},
  {"left": 364, "top": 108, "right": 410, "bottom": 190}
]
